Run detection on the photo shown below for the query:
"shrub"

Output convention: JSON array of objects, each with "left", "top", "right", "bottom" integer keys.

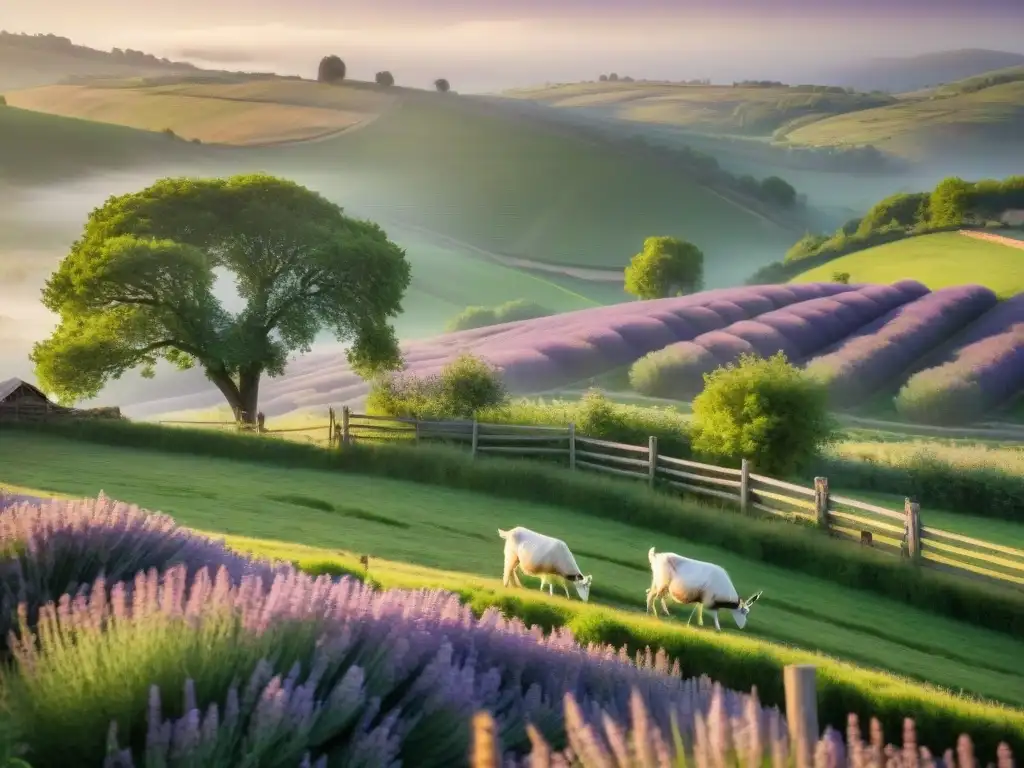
[
  {"left": 367, "top": 353, "right": 508, "bottom": 419},
  {"left": 10, "top": 418, "right": 1024, "bottom": 639},
  {"left": 691, "top": 353, "right": 838, "bottom": 476},
  {"left": 760, "top": 175, "right": 797, "bottom": 208},
  {"left": 445, "top": 299, "right": 554, "bottom": 332},
  {"left": 0, "top": 95, "right": 7, "bottom": 106},
  {"left": 832, "top": 271, "right": 851, "bottom": 284},
  {"left": 434, "top": 78, "right": 451, "bottom": 92},
  {"left": 3, "top": 565, "right": 778, "bottom": 767},
  {"left": 0, "top": 494, "right": 287, "bottom": 658},
  {"left": 374, "top": 70, "right": 395, "bottom": 86},
  {"left": 624, "top": 236, "right": 705, "bottom": 299}
]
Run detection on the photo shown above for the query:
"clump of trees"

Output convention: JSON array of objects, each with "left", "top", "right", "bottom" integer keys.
[
  {"left": 624, "top": 237, "right": 704, "bottom": 300},
  {"left": 434, "top": 78, "right": 451, "bottom": 93},
  {"left": 690, "top": 353, "right": 837, "bottom": 476},
  {"left": 750, "top": 174, "right": 1024, "bottom": 285},
  {"left": 375, "top": 71, "right": 395, "bottom": 87},
  {"left": 0, "top": 95, "right": 6, "bottom": 106},
  {"left": 367, "top": 353, "right": 507, "bottom": 419},
  {"left": 446, "top": 300, "right": 553, "bottom": 332},
  {"left": 31, "top": 174, "right": 411, "bottom": 424},
  {"left": 318, "top": 55, "right": 346, "bottom": 83}
]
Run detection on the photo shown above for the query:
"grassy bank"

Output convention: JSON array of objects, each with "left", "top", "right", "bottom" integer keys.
[{"left": 3, "top": 419, "right": 1023, "bottom": 641}]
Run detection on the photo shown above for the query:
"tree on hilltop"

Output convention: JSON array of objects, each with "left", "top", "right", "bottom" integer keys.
[
  {"left": 434, "top": 78, "right": 451, "bottom": 93},
  {"left": 318, "top": 55, "right": 347, "bottom": 83},
  {"left": 31, "top": 174, "right": 411, "bottom": 423},
  {"left": 760, "top": 176, "right": 797, "bottom": 208},
  {"left": 624, "top": 236, "right": 704, "bottom": 300},
  {"left": 375, "top": 71, "right": 395, "bottom": 87}
]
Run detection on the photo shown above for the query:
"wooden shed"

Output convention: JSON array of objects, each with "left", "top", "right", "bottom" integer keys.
[{"left": 0, "top": 378, "right": 54, "bottom": 419}]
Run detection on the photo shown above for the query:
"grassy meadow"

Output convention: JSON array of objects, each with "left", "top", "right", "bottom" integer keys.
[
  {"left": 790, "top": 232, "right": 1024, "bottom": 298},
  {"left": 2, "top": 429, "right": 1024, "bottom": 711}
]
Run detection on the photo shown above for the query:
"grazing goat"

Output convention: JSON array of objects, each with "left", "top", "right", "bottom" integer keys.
[
  {"left": 498, "top": 527, "right": 593, "bottom": 602},
  {"left": 645, "top": 547, "right": 762, "bottom": 631}
]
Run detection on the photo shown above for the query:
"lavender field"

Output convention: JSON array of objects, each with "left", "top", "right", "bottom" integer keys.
[{"left": 124, "top": 281, "right": 1024, "bottom": 425}]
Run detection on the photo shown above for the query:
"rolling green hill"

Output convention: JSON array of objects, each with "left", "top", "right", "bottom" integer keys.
[{"left": 790, "top": 231, "right": 1024, "bottom": 297}]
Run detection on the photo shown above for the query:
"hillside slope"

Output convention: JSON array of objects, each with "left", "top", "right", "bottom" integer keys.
[{"left": 818, "top": 49, "right": 1024, "bottom": 93}]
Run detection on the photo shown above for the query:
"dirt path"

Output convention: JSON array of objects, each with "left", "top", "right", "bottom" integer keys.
[{"left": 959, "top": 229, "right": 1024, "bottom": 250}]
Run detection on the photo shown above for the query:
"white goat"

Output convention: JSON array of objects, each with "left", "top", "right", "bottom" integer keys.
[
  {"left": 498, "top": 527, "right": 593, "bottom": 602},
  {"left": 645, "top": 548, "right": 762, "bottom": 631}
]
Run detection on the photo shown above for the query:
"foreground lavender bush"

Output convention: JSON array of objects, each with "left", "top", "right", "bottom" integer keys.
[
  {"left": 5, "top": 565, "right": 780, "bottom": 768},
  {"left": 471, "top": 692, "right": 1016, "bottom": 768},
  {"left": 0, "top": 494, "right": 287, "bottom": 657}
]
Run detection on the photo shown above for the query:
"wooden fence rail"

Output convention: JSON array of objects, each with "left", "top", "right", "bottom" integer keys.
[
  {"left": 330, "top": 407, "right": 1024, "bottom": 588},
  {"left": 27, "top": 403, "right": 1016, "bottom": 589}
]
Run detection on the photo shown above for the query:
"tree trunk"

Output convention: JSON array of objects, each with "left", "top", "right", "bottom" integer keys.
[
  {"left": 238, "top": 366, "right": 262, "bottom": 425},
  {"left": 205, "top": 367, "right": 245, "bottom": 422}
]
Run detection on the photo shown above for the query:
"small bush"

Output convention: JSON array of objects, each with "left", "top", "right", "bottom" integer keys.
[
  {"left": 445, "top": 299, "right": 553, "bottom": 332},
  {"left": 434, "top": 78, "right": 451, "bottom": 93},
  {"left": 374, "top": 70, "right": 395, "bottom": 86},
  {"left": 367, "top": 353, "right": 508, "bottom": 419},
  {"left": 0, "top": 95, "right": 7, "bottom": 106},
  {"left": 831, "top": 270, "right": 851, "bottom": 284},
  {"left": 691, "top": 353, "right": 838, "bottom": 476}
]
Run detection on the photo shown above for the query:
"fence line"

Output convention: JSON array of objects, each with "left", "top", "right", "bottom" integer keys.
[
  {"left": 18, "top": 403, "right": 1020, "bottom": 588},
  {"left": 329, "top": 407, "right": 1024, "bottom": 588}
]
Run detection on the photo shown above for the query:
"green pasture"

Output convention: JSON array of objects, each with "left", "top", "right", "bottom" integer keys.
[
  {"left": 790, "top": 232, "right": 1024, "bottom": 298},
  {"left": 2, "top": 430, "right": 1024, "bottom": 710}
]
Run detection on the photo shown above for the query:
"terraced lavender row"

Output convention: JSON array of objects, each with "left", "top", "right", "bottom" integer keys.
[
  {"left": 895, "top": 292, "right": 1024, "bottom": 425},
  {"left": 138, "top": 283, "right": 860, "bottom": 417},
  {"left": 629, "top": 280, "right": 929, "bottom": 399},
  {"left": 805, "top": 285, "right": 999, "bottom": 408}
]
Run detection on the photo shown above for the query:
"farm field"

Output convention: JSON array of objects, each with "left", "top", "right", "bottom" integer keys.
[
  {"left": 5, "top": 79, "right": 398, "bottom": 145},
  {"left": 790, "top": 232, "right": 1024, "bottom": 298},
  {"left": 2, "top": 430, "right": 1024, "bottom": 708}
]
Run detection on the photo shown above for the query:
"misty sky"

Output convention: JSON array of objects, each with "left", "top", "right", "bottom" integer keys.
[{"left": 5, "top": 0, "right": 1024, "bottom": 92}]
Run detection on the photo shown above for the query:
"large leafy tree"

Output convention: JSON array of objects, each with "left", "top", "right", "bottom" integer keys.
[
  {"left": 32, "top": 173, "right": 411, "bottom": 422},
  {"left": 624, "top": 236, "right": 704, "bottom": 300}
]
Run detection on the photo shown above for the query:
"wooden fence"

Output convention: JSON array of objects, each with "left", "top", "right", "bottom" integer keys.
[{"left": 331, "top": 408, "right": 1024, "bottom": 588}]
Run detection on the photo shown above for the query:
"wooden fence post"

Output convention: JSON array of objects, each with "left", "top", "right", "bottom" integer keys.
[
  {"left": 471, "top": 420, "right": 479, "bottom": 459},
  {"left": 784, "top": 664, "right": 819, "bottom": 768},
  {"left": 647, "top": 436, "right": 658, "bottom": 487},
  {"left": 568, "top": 422, "right": 576, "bottom": 470},
  {"left": 341, "top": 406, "right": 350, "bottom": 446},
  {"left": 256, "top": 412, "right": 265, "bottom": 434},
  {"left": 814, "top": 477, "right": 830, "bottom": 530},
  {"left": 328, "top": 407, "right": 335, "bottom": 447},
  {"left": 739, "top": 459, "right": 750, "bottom": 513},
  {"left": 905, "top": 497, "right": 921, "bottom": 561},
  {"left": 414, "top": 419, "right": 420, "bottom": 445}
]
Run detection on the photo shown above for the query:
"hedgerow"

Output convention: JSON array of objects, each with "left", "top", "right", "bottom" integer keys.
[{"left": 8, "top": 419, "right": 1024, "bottom": 638}]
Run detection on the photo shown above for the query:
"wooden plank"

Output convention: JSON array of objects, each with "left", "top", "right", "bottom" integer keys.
[
  {"left": 657, "top": 454, "right": 743, "bottom": 477},
  {"left": 827, "top": 509, "right": 906, "bottom": 536},
  {"left": 830, "top": 524, "right": 903, "bottom": 550},
  {"left": 158, "top": 420, "right": 236, "bottom": 425},
  {"left": 921, "top": 537, "right": 1024, "bottom": 573},
  {"left": 922, "top": 527, "right": 1024, "bottom": 559},
  {"left": 657, "top": 465, "right": 742, "bottom": 489},
  {"left": 576, "top": 459, "right": 648, "bottom": 480},
  {"left": 827, "top": 494, "right": 905, "bottom": 522},
  {"left": 663, "top": 479, "right": 739, "bottom": 504},
  {"left": 418, "top": 431, "right": 473, "bottom": 441},
  {"left": 478, "top": 422, "right": 567, "bottom": 433},
  {"left": 265, "top": 425, "right": 332, "bottom": 434},
  {"left": 574, "top": 436, "right": 650, "bottom": 454},
  {"left": 576, "top": 449, "right": 650, "bottom": 469},
  {"left": 922, "top": 550, "right": 1024, "bottom": 586},
  {"left": 476, "top": 446, "right": 568, "bottom": 456},
  {"left": 349, "top": 424, "right": 416, "bottom": 434},
  {"left": 476, "top": 434, "right": 568, "bottom": 443},
  {"left": 749, "top": 474, "right": 816, "bottom": 498},
  {"left": 750, "top": 501, "right": 815, "bottom": 522},
  {"left": 348, "top": 413, "right": 420, "bottom": 424},
  {"left": 751, "top": 488, "right": 818, "bottom": 512}
]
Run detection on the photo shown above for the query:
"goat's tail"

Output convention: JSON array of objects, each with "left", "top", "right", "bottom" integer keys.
[
  {"left": 498, "top": 528, "right": 510, "bottom": 539},
  {"left": 648, "top": 546, "right": 657, "bottom": 564}
]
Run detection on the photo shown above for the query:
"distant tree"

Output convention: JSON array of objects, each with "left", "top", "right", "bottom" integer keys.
[
  {"left": 0, "top": 95, "right": 6, "bottom": 106},
  {"left": 839, "top": 217, "right": 862, "bottom": 235},
  {"left": 624, "top": 236, "right": 704, "bottom": 300},
  {"left": 598, "top": 74, "right": 608, "bottom": 82},
  {"left": 317, "top": 55, "right": 346, "bottom": 83},
  {"left": 434, "top": 78, "right": 451, "bottom": 93},
  {"left": 31, "top": 174, "right": 410, "bottom": 424},
  {"left": 929, "top": 176, "right": 973, "bottom": 226},
  {"left": 831, "top": 271, "right": 851, "bottom": 284},
  {"left": 375, "top": 71, "right": 395, "bottom": 87},
  {"left": 856, "top": 192, "right": 929, "bottom": 235},
  {"left": 760, "top": 176, "right": 797, "bottom": 208},
  {"left": 608, "top": 73, "right": 619, "bottom": 81},
  {"left": 691, "top": 352, "right": 837, "bottom": 476}
]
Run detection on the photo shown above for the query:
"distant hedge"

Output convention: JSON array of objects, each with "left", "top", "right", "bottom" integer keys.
[
  {"left": 445, "top": 299, "right": 553, "bottom": 332},
  {"left": 9, "top": 418, "right": 1024, "bottom": 638}
]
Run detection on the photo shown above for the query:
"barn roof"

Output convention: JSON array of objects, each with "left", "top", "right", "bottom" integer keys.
[{"left": 0, "top": 378, "right": 49, "bottom": 403}]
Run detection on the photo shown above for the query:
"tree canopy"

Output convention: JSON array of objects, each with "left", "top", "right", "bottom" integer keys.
[
  {"left": 375, "top": 71, "right": 395, "bottom": 87},
  {"left": 623, "top": 236, "right": 704, "bottom": 300},
  {"left": 434, "top": 78, "right": 451, "bottom": 93},
  {"left": 32, "top": 173, "right": 410, "bottom": 422},
  {"left": 318, "top": 55, "right": 346, "bottom": 83}
]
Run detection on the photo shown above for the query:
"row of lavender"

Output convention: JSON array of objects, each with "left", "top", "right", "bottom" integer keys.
[{"left": 0, "top": 495, "right": 1010, "bottom": 767}]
